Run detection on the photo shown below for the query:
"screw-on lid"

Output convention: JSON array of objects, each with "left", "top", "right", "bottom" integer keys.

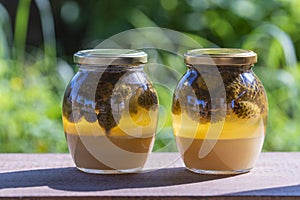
[
  {"left": 74, "top": 49, "right": 147, "bottom": 65},
  {"left": 184, "top": 48, "right": 257, "bottom": 66}
]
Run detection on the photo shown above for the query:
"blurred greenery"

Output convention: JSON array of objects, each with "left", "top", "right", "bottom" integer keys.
[{"left": 1, "top": 0, "right": 300, "bottom": 152}]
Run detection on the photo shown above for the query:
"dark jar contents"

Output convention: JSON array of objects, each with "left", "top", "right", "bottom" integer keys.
[
  {"left": 172, "top": 48, "right": 268, "bottom": 174},
  {"left": 62, "top": 49, "right": 158, "bottom": 174}
]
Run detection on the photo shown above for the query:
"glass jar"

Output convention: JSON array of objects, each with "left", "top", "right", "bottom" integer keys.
[
  {"left": 62, "top": 49, "right": 158, "bottom": 174},
  {"left": 172, "top": 48, "right": 268, "bottom": 174}
]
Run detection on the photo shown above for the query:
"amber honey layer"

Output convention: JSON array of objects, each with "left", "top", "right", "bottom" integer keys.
[
  {"left": 176, "top": 136, "right": 264, "bottom": 171},
  {"left": 66, "top": 134, "right": 154, "bottom": 170}
]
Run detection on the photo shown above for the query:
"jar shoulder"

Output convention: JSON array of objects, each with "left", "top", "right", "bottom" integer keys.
[
  {"left": 174, "top": 68, "right": 267, "bottom": 100},
  {"left": 65, "top": 70, "right": 156, "bottom": 96}
]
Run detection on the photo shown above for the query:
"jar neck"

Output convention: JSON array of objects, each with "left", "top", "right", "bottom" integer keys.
[
  {"left": 187, "top": 64, "right": 253, "bottom": 73},
  {"left": 78, "top": 64, "right": 144, "bottom": 72}
]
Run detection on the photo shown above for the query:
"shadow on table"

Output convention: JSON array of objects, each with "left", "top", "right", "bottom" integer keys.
[
  {"left": 1, "top": 167, "right": 236, "bottom": 192},
  {"left": 227, "top": 184, "right": 300, "bottom": 196}
]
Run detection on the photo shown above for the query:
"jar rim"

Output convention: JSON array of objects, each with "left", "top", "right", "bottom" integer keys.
[
  {"left": 74, "top": 49, "right": 147, "bottom": 65},
  {"left": 184, "top": 48, "right": 257, "bottom": 66}
]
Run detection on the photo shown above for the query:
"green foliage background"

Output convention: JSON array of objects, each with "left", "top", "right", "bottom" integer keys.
[{"left": 1, "top": 0, "right": 300, "bottom": 152}]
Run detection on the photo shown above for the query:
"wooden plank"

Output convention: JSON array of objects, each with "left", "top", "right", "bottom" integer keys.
[{"left": 0, "top": 153, "right": 300, "bottom": 199}]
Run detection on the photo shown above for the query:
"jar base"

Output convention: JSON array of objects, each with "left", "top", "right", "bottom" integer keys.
[
  {"left": 186, "top": 167, "right": 252, "bottom": 175},
  {"left": 77, "top": 167, "right": 143, "bottom": 174}
]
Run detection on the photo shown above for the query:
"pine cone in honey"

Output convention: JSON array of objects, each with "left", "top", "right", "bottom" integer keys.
[
  {"left": 81, "top": 103, "right": 98, "bottom": 123},
  {"left": 82, "top": 111, "right": 98, "bottom": 123},
  {"left": 67, "top": 110, "right": 82, "bottom": 123},
  {"left": 129, "top": 98, "right": 138, "bottom": 115},
  {"left": 112, "top": 84, "right": 132, "bottom": 104},
  {"left": 175, "top": 67, "right": 265, "bottom": 124},
  {"left": 187, "top": 72, "right": 226, "bottom": 124},
  {"left": 233, "top": 101, "right": 261, "bottom": 119},
  {"left": 137, "top": 85, "right": 158, "bottom": 111},
  {"left": 128, "top": 85, "right": 158, "bottom": 126},
  {"left": 225, "top": 72, "right": 265, "bottom": 104},
  {"left": 101, "top": 69, "right": 127, "bottom": 85},
  {"left": 172, "top": 96, "right": 181, "bottom": 115},
  {"left": 62, "top": 89, "right": 73, "bottom": 121},
  {"left": 93, "top": 69, "right": 126, "bottom": 132},
  {"left": 97, "top": 103, "right": 120, "bottom": 133},
  {"left": 76, "top": 72, "right": 100, "bottom": 98},
  {"left": 63, "top": 106, "right": 82, "bottom": 123},
  {"left": 95, "top": 81, "right": 114, "bottom": 101},
  {"left": 62, "top": 88, "right": 83, "bottom": 123}
]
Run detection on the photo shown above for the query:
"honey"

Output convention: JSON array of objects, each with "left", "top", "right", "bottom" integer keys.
[
  {"left": 62, "top": 49, "right": 158, "bottom": 174},
  {"left": 172, "top": 48, "right": 268, "bottom": 174}
]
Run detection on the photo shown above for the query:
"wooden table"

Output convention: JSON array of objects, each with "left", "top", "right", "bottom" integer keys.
[{"left": 0, "top": 152, "right": 300, "bottom": 199}]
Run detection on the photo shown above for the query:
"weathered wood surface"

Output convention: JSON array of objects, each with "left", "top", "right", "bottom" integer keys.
[{"left": 0, "top": 152, "right": 300, "bottom": 199}]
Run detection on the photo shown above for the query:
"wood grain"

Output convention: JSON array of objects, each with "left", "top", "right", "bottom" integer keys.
[{"left": 0, "top": 152, "right": 300, "bottom": 199}]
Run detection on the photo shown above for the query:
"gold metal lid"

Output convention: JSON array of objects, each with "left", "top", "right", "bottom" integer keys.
[
  {"left": 74, "top": 49, "right": 147, "bottom": 65},
  {"left": 184, "top": 48, "right": 257, "bottom": 66}
]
